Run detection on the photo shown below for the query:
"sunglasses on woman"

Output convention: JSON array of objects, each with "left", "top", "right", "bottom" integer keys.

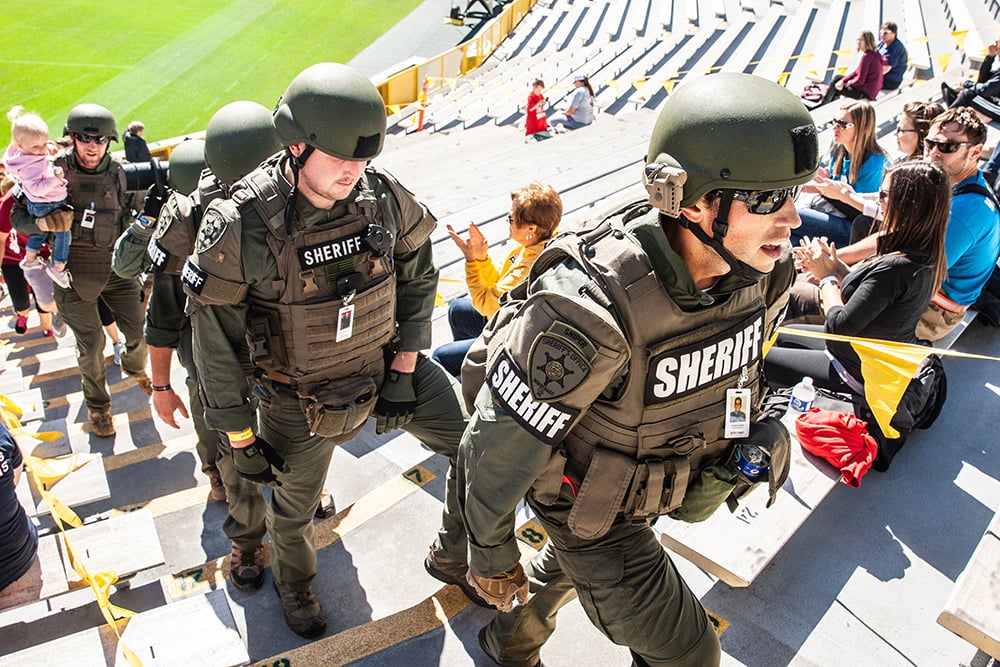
[{"left": 832, "top": 119, "right": 854, "bottom": 129}]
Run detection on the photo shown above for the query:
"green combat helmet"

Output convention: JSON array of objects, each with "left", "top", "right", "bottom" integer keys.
[
  {"left": 64, "top": 103, "right": 119, "bottom": 141},
  {"left": 204, "top": 101, "right": 282, "bottom": 186},
  {"left": 272, "top": 62, "right": 386, "bottom": 163},
  {"left": 166, "top": 140, "right": 206, "bottom": 195},
  {"left": 643, "top": 72, "right": 819, "bottom": 279}
]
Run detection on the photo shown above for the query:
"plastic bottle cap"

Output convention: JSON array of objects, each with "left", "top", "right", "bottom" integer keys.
[{"left": 803, "top": 376, "right": 814, "bottom": 388}]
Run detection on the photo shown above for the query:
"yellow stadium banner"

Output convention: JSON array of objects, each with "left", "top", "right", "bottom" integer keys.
[
  {"left": 936, "top": 53, "right": 953, "bottom": 73},
  {"left": 777, "top": 72, "right": 790, "bottom": 87},
  {"left": 664, "top": 80, "right": 678, "bottom": 94},
  {"left": 833, "top": 48, "right": 854, "bottom": 57},
  {"left": 914, "top": 35, "right": 930, "bottom": 44},
  {"left": 952, "top": 29, "right": 969, "bottom": 50},
  {"left": 633, "top": 77, "right": 648, "bottom": 93},
  {"left": 836, "top": 66, "right": 848, "bottom": 76}
]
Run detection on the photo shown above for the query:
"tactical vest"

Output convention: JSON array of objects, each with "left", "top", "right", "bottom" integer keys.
[
  {"left": 57, "top": 153, "right": 127, "bottom": 301},
  {"left": 149, "top": 171, "right": 226, "bottom": 275},
  {"left": 470, "top": 204, "right": 779, "bottom": 537},
  {"left": 187, "top": 162, "right": 398, "bottom": 395}
]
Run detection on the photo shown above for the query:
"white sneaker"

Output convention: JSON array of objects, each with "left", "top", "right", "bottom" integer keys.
[
  {"left": 113, "top": 341, "right": 124, "bottom": 367},
  {"left": 51, "top": 312, "right": 67, "bottom": 338},
  {"left": 46, "top": 265, "right": 71, "bottom": 289},
  {"left": 18, "top": 256, "right": 43, "bottom": 270}
]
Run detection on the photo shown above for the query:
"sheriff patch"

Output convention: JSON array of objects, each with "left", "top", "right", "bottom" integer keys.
[
  {"left": 195, "top": 208, "right": 227, "bottom": 254},
  {"left": 645, "top": 310, "right": 764, "bottom": 404},
  {"left": 488, "top": 349, "right": 580, "bottom": 446},
  {"left": 298, "top": 235, "right": 365, "bottom": 268},
  {"left": 181, "top": 259, "right": 207, "bottom": 295},
  {"left": 147, "top": 238, "right": 168, "bottom": 270},
  {"left": 528, "top": 333, "right": 591, "bottom": 400}
]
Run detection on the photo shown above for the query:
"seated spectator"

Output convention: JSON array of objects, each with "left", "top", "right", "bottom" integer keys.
[
  {"left": 793, "top": 100, "right": 890, "bottom": 248},
  {"left": 432, "top": 182, "right": 562, "bottom": 377},
  {"left": 823, "top": 31, "right": 886, "bottom": 104},
  {"left": 878, "top": 22, "right": 909, "bottom": 91},
  {"left": 917, "top": 108, "right": 1000, "bottom": 341},
  {"left": 810, "top": 101, "right": 943, "bottom": 246},
  {"left": 941, "top": 39, "right": 1000, "bottom": 113},
  {"left": 768, "top": 160, "right": 950, "bottom": 392},
  {"left": 833, "top": 108, "right": 1000, "bottom": 342},
  {"left": 549, "top": 75, "right": 594, "bottom": 133},
  {"left": 0, "top": 419, "right": 39, "bottom": 597},
  {"left": 123, "top": 120, "right": 151, "bottom": 162}
]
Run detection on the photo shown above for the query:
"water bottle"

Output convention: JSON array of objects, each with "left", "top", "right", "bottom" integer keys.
[{"left": 789, "top": 376, "right": 816, "bottom": 413}]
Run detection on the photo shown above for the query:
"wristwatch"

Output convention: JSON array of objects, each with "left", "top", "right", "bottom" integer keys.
[{"left": 136, "top": 214, "right": 156, "bottom": 229}]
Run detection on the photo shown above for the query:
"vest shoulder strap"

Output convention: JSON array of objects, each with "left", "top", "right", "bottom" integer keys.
[
  {"left": 232, "top": 168, "right": 288, "bottom": 237},
  {"left": 953, "top": 181, "right": 999, "bottom": 209}
]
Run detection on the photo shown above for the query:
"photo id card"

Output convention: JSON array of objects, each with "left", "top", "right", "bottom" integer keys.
[
  {"left": 725, "top": 388, "right": 751, "bottom": 439},
  {"left": 81, "top": 205, "right": 97, "bottom": 229},
  {"left": 336, "top": 303, "right": 355, "bottom": 342}
]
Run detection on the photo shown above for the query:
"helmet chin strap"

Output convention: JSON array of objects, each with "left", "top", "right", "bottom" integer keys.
[
  {"left": 676, "top": 191, "right": 768, "bottom": 283},
  {"left": 284, "top": 145, "right": 315, "bottom": 234}
]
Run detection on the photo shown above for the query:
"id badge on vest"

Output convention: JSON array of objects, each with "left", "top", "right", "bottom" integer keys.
[
  {"left": 725, "top": 387, "right": 750, "bottom": 439},
  {"left": 337, "top": 303, "right": 355, "bottom": 342},
  {"left": 81, "top": 203, "right": 97, "bottom": 229}
]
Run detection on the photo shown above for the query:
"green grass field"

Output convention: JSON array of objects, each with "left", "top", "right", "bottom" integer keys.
[{"left": 1, "top": 0, "right": 423, "bottom": 148}]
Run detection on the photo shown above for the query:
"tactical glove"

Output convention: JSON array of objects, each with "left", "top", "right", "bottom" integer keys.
[
  {"left": 142, "top": 184, "right": 168, "bottom": 219},
  {"left": 232, "top": 436, "right": 289, "bottom": 487},
  {"left": 374, "top": 370, "right": 416, "bottom": 433},
  {"left": 465, "top": 564, "right": 529, "bottom": 612}
]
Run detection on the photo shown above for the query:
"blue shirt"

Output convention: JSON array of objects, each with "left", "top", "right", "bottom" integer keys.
[
  {"left": 0, "top": 421, "right": 37, "bottom": 592},
  {"left": 943, "top": 172, "right": 1000, "bottom": 305},
  {"left": 878, "top": 39, "right": 908, "bottom": 90},
  {"left": 831, "top": 148, "right": 889, "bottom": 193}
]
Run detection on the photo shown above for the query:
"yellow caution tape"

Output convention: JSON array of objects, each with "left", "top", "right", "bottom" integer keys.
[{"left": 0, "top": 397, "right": 143, "bottom": 666}]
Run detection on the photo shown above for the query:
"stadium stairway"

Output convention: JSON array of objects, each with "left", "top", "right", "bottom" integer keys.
[{"left": 3, "top": 0, "right": 1000, "bottom": 663}]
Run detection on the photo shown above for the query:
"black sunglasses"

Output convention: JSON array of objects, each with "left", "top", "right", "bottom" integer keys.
[
  {"left": 924, "top": 138, "right": 973, "bottom": 154},
  {"left": 730, "top": 186, "right": 801, "bottom": 215},
  {"left": 832, "top": 119, "right": 854, "bottom": 129},
  {"left": 72, "top": 132, "right": 110, "bottom": 145}
]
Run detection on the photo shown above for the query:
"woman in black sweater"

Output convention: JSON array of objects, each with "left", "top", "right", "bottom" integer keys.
[{"left": 765, "top": 159, "right": 950, "bottom": 391}]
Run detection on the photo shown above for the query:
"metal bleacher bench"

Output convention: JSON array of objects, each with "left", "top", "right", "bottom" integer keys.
[{"left": 937, "top": 506, "right": 1000, "bottom": 661}]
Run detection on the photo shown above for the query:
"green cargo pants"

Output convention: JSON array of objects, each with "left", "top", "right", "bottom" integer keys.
[
  {"left": 481, "top": 492, "right": 721, "bottom": 667},
  {"left": 54, "top": 274, "right": 148, "bottom": 412},
  {"left": 176, "top": 323, "right": 219, "bottom": 476},
  {"left": 226, "top": 353, "right": 469, "bottom": 591}
]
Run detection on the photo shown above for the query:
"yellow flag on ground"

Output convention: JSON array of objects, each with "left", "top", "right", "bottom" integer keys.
[{"left": 772, "top": 328, "right": 1000, "bottom": 439}]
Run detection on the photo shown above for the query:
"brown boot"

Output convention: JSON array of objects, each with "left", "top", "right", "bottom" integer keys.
[
  {"left": 424, "top": 546, "right": 491, "bottom": 608},
  {"left": 88, "top": 410, "right": 115, "bottom": 437},
  {"left": 208, "top": 474, "right": 227, "bottom": 502},
  {"left": 229, "top": 544, "right": 264, "bottom": 591},
  {"left": 274, "top": 584, "right": 327, "bottom": 639},
  {"left": 129, "top": 371, "right": 154, "bottom": 395},
  {"left": 314, "top": 489, "right": 336, "bottom": 519}
]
